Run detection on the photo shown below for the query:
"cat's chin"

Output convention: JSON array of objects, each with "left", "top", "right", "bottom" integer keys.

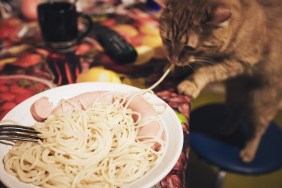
[
  {"left": 172, "top": 56, "right": 198, "bottom": 67},
  {"left": 173, "top": 61, "right": 191, "bottom": 67}
]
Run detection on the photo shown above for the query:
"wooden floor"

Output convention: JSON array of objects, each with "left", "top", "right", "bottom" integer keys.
[{"left": 187, "top": 83, "right": 282, "bottom": 188}]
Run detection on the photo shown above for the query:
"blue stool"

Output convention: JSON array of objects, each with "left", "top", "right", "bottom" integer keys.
[{"left": 189, "top": 103, "right": 282, "bottom": 188}]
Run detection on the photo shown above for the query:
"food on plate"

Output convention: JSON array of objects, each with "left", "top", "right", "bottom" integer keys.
[
  {"left": 31, "top": 91, "right": 162, "bottom": 138},
  {"left": 3, "top": 62, "right": 176, "bottom": 187},
  {"left": 30, "top": 96, "right": 53, "bottom": 122},
  {"left": 3, "top": 91, "right": 165, "bottom": 187}
]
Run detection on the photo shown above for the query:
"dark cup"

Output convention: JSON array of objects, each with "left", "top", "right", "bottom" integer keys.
[{"left": 37, "top": 1, "right": 92, "bottom": 53}]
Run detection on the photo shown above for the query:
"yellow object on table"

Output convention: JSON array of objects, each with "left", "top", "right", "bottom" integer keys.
[
  {"left": 76, "top": 67, "right": 122, "bottom": 83},
  {"left": 141, "top": 35, "right": 163, "bottom": 48},
  {"left": 134, "top": 45, "right": 155, "bottom": 65}
]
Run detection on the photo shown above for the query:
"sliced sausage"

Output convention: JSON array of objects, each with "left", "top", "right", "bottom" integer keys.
[{"left": 30, "top": 91, "right": 162, "bottom": 138}]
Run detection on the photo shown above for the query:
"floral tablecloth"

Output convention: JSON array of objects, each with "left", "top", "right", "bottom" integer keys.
[{"left": 0, "top": 3, "right": 190, "bottom": 187}]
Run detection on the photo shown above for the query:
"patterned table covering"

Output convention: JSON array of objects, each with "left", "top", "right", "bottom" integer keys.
[{"left": 0, "top": 3, "right": 190, "bottom": 187}]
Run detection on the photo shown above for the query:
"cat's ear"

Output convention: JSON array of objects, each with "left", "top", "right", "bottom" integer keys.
[
  {"left": 154, "top": 0, "right": 167, "bottom": 7},
  {"left": 208, "top": 4, "right": 232, "bottom": 26}
]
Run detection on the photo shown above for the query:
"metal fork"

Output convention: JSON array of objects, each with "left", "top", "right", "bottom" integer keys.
[{"left": 0, "top": 124, "right": 41, "bottom": 142}]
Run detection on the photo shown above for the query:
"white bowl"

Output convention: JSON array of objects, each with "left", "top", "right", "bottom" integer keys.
[{"left": 0, "top": 82, "right": 183, "bottom": 188}]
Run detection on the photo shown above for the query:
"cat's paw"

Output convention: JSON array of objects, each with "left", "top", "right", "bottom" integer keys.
[
  {"left": 177, "top": 80, "right": 200, "bottom": 99},
  {"left": 240, "top": 147, "right": 255, "bottom": 163}
]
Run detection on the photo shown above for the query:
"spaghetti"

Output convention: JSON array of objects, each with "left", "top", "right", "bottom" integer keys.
[
  {"left": 146, "top": 64, "right": 174, "bottom": 91},
  {"left": 3, "top": 92, "right": 165, "bottom": 188}
]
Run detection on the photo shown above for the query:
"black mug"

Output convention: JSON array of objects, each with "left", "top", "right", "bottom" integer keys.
[{"left": 37, "top": 0, "right": 92, "bottom": 53}]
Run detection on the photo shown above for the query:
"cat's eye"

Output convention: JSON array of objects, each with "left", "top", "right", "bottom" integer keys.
[{"left": 179, "top": 45, "right": 196, "bottom": 61}]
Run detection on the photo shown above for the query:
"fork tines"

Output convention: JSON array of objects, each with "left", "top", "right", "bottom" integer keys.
[{"left": 0, "top": 124, "right": 41, "bottom": 142}]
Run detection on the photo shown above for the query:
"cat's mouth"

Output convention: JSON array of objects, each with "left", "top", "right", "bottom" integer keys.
[
  {"left": 170, "top": 55, "right": 215, "bottom": 67},
  {"left": 169, "top": 56, "right": 197, "bottom": 67},
  {"left": 171, "top": 61, "right": 184, "bottom": 66}
]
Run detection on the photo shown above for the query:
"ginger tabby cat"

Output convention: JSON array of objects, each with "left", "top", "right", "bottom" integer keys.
[{"left": 155, "top": 0, "right": 282, "bottom": 162}]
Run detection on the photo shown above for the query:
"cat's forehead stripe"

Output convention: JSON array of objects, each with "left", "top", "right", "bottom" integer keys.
[
  {"left": 171, "top": 13, "right": 193, "bottom": 45},
  {"left": 164, "top": 2, "right": 204, "bottom": 43}
]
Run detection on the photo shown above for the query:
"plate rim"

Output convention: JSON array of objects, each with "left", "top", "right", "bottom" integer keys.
[{"left": 0, "top": 82, "right": 184, "bottom": 188}]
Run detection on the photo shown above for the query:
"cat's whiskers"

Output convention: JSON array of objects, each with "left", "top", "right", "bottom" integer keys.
[
  {"left": 177, "top": 62, "right": 197, "bottom": 72},
  {"left": 193, "top": 57, "right": 216, "bottom": 64},
  {"left": 189, "top": 58, "right": 228, "bottom": 73},
  {"left": 166, "top": 54, "right": 197, "bottom": 72},
  {"left": 177, "top": 57, "right": 226, "bottom": 72},
  {"left": 188, "top": 57, "right": 216, "bottom": 66}
]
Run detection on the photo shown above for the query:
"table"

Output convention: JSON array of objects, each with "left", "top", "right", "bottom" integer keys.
[{"left": 0, "top": 2, "right": 190, "bottom": 187}]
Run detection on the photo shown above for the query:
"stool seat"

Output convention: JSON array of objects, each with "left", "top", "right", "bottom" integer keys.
[{"left": 190, "top": 104, "right": 282, "bottom": 175}]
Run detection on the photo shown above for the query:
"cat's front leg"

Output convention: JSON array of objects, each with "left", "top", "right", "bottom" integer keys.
[
  {"left": 177, "top": 60, "right": 245, "bottom": 98},
  {"left": 177, "top": 77, "right": 204, "bottom": 99},
  {"left": 177, "top": 66, "right": 221, "bottom": 98}
]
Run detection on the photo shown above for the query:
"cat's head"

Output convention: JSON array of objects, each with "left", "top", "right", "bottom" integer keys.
[{"left": 157, "top": 0, "right": 235, "bottom": 66}]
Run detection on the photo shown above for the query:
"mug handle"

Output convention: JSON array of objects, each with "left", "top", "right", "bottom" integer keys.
[{"left": 77, "top": 13, "right": 93, "bottom": 43}]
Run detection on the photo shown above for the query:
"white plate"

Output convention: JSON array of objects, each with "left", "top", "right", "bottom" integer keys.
[{"left": 0, "top": 82, "right": 183, "bottom": 188}]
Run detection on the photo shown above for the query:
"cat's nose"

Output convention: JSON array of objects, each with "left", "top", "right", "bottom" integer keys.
[
  {"left": 170, "top": 56, "right": 182, "bottom": 66},
  {"left": 170, "top": 56, "right": 178, "bottom": 63}
]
